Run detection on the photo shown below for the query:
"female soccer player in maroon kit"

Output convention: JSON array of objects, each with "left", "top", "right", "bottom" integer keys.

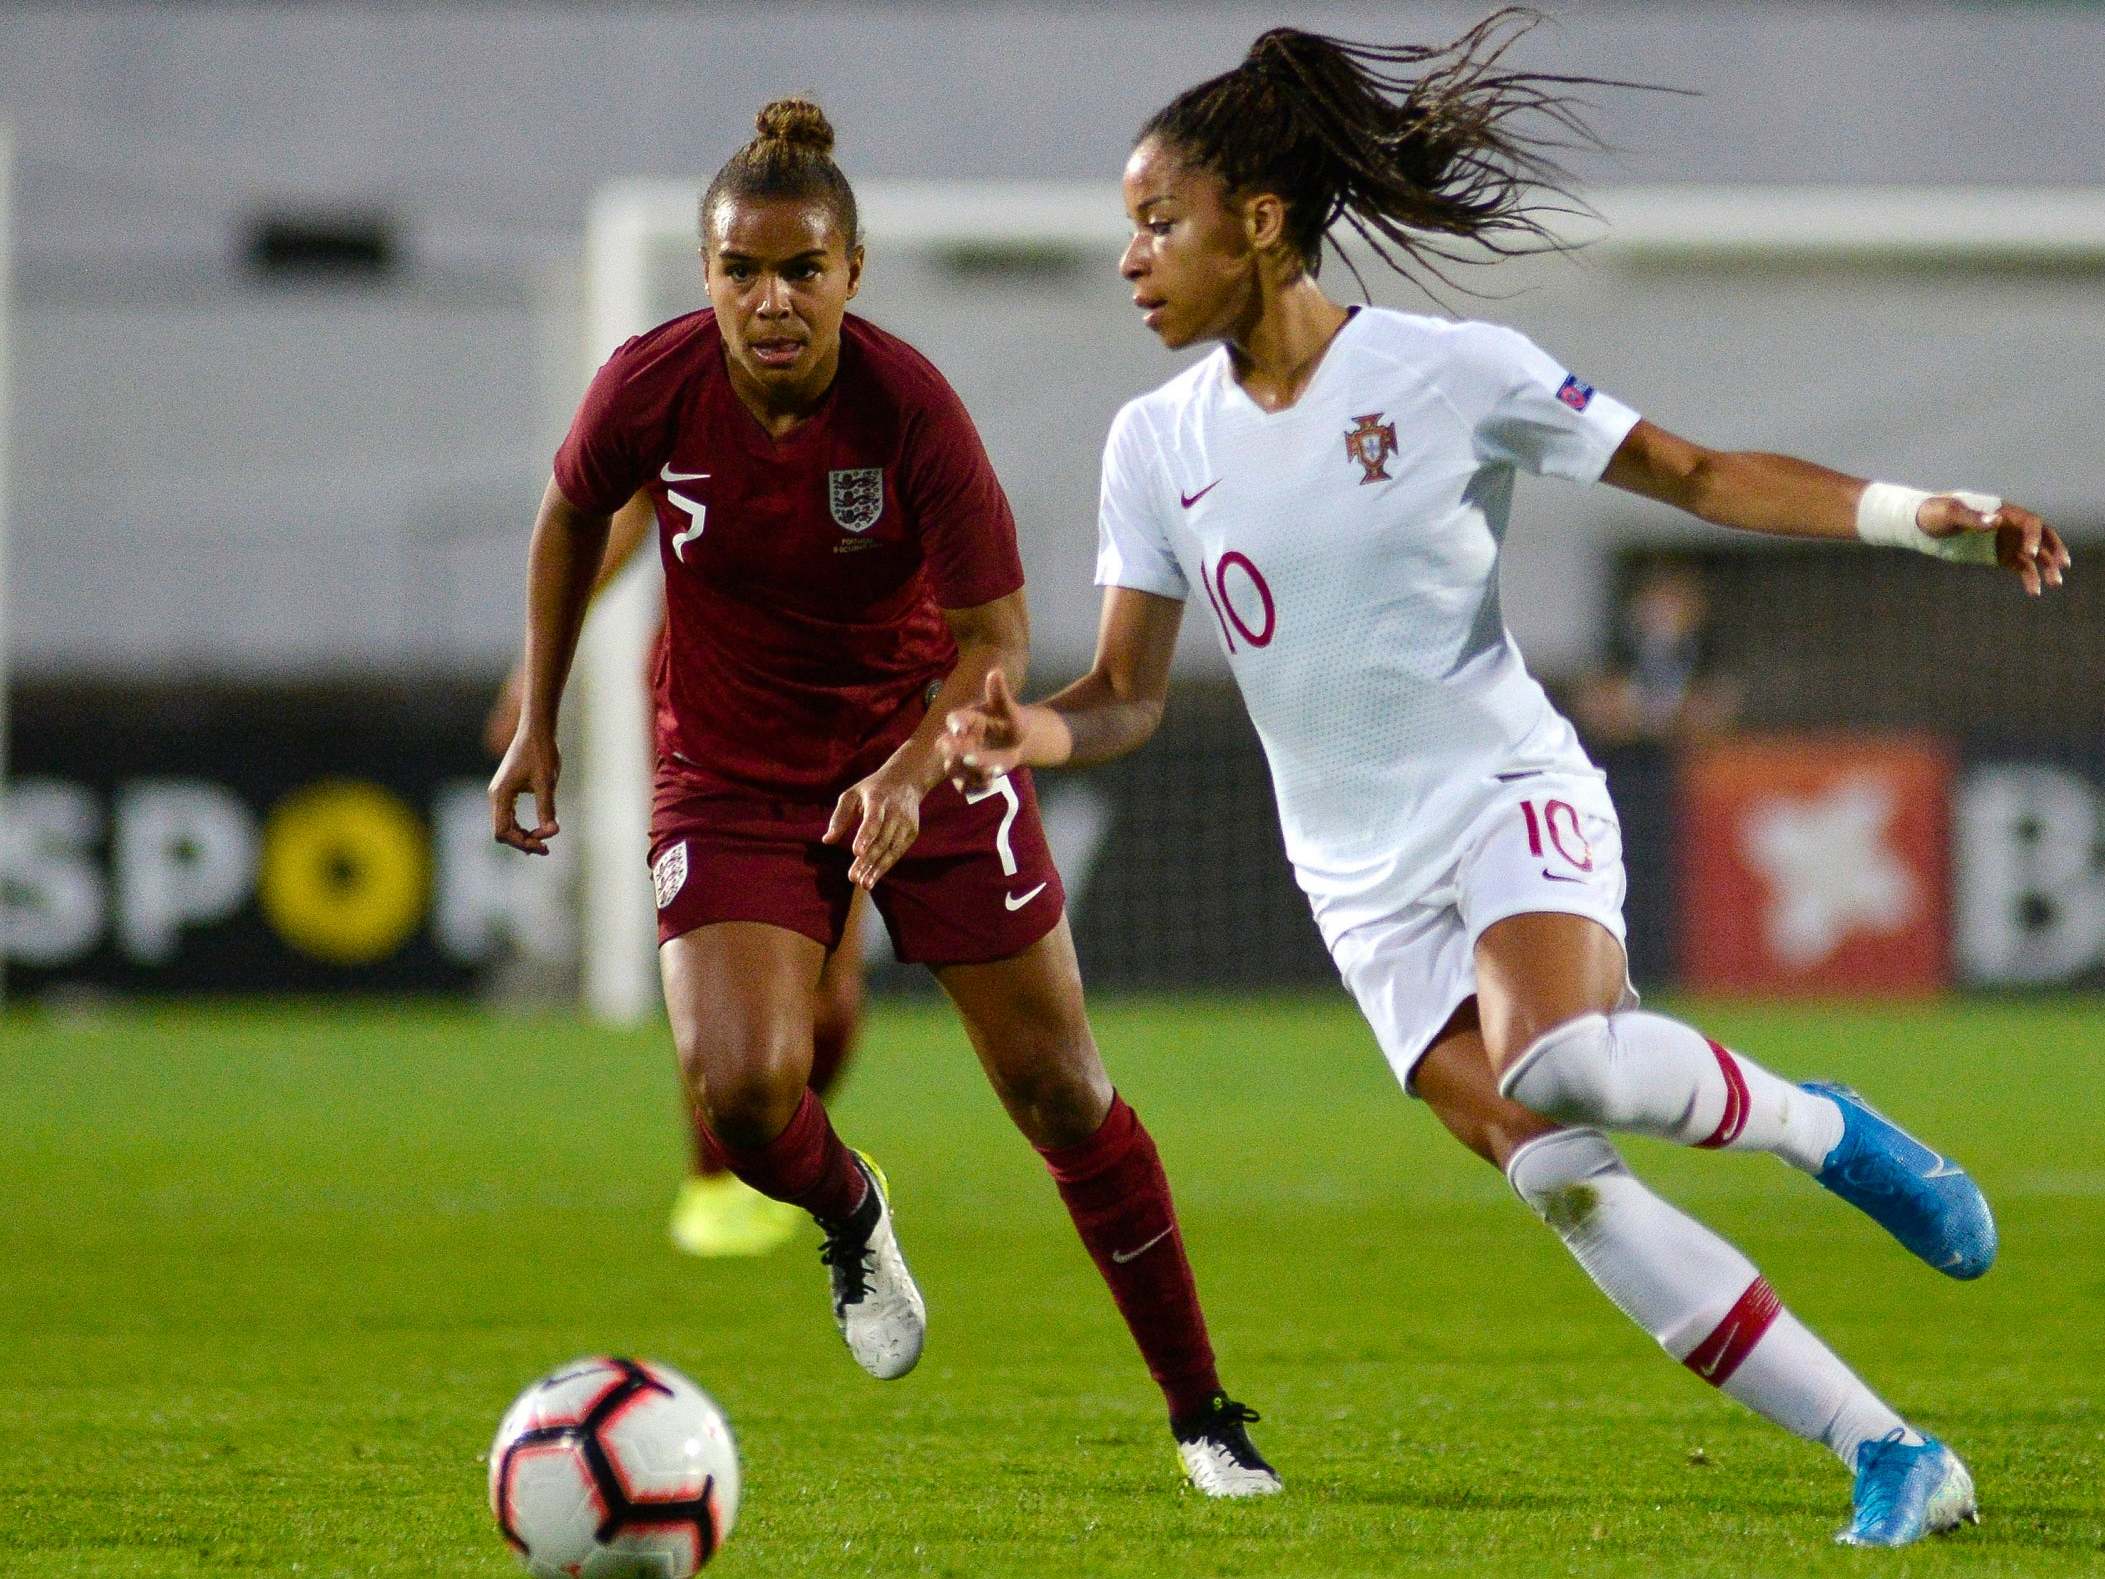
[
  {"left": 486, "top": 494, "right": 868, "bottom": 1259},
  {"left": 489, "top": 98, "right": 1276, "bottom": 1496}
]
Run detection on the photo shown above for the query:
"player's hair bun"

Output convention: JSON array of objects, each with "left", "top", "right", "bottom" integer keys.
[
  {"left": 702, "top": 95, "right": 858, "bottom": 247},
  {"left": 754, "top": 98, "right": 836, "bottom": 155}
]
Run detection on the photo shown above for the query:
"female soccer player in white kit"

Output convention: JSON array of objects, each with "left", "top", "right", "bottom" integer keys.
[{"left": 942, "top": 14, "right": 2070, "bottom": 1551}]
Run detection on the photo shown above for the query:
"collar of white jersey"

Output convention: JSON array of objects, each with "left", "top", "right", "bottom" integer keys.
[{"left": 1206, "top": 303, "right": 1368, "bottom": 418}]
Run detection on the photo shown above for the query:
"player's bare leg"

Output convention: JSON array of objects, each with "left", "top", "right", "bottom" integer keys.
[
  {"left": 1423, "top": 923, "right": 1977, "bottom": 1545},
  {"left": 808, "top": 909, "right": 868, "bottom": 1097},
  {"left": 671, "top": 898, "right": 867, "bottom": 1258},
  {"left": 937, "top": 917, "right": 1279, "bottom": 1497},
  {"left": 1481, "top": 912, "right": 1995, "bottom": 1278},
  {"left": 662, "top": 919, "right": 923, "bottom": 1379}
]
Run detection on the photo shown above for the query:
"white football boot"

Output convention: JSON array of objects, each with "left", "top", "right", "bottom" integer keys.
[
  {"left": 1172, "top": 1393, "right": 1282, "bottom": 1497},
  {"left": 816, "top": 1151, "right": 925, "bottom": 1380}
]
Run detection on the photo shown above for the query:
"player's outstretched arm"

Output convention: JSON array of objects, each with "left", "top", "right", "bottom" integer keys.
[
  {"left": 1602, "top": 418, "right": 2070, "bottom": 597},
  {"left": 942, "top": 587, "right": 1185, "bottom": 793},
  {"left": 489, "top": 479, "right": 614, "bottom": 854},
  {"left": 482, "top": 491, "right": 657, "bottom": 756}
]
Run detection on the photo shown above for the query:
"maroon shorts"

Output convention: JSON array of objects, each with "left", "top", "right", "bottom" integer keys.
[{"left": 648, "top": 766, "right": 1066, "bottom": 966}]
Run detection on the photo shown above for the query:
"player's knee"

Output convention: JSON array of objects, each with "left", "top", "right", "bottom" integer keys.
[
  {"left": 1504, "top": 1127, "right": 1626, "bottom": 1229},
  {"left": 677, "top": 1025, "right": 808, "bottom": 1147},
  {"left": 703, "top": 1067, "right": 807, "bottom": 1148},
  {"left": 1497, "top": 1011, "right": 1615, "bottom": 1126}
]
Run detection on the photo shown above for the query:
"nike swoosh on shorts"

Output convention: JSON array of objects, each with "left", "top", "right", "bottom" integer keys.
[{"left": 1004, "top": 882, "right": 1049, "bottom": 911}]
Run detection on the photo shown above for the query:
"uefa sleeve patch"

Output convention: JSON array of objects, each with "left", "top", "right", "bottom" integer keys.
[
  {"left": 652, "top": 840, "right": 689, "bottom": 910},
  {"left": 1556, "top": 374, "right": 1595, "bottom": 412}
]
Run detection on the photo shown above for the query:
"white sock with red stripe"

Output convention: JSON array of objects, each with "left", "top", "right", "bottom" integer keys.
[
  {"left": 1712, "top": 1305, "right": 1923, "bottom": 1469},
  {"left": 1500, "top": 1010, "right": 1844, "bottom": 1173},
  {"left": 1508, "top": 1129, "right": 1915, "bottom": 1468}
]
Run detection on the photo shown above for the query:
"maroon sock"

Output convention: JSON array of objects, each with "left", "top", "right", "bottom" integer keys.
[
  {"left": 689, "top": 1016, "right": 858, "bottom": 1178},
  {"left": 706, "top": 1089, "right": 868, "bottom": 1222},
  {"left": 1038, "top": 1094, "right": 1221, "bottom": 1421}
]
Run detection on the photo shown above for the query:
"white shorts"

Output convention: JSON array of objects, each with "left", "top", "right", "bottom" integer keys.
[{"left": 1328, "top": 772, "right": 1633, "bottom": 1094}]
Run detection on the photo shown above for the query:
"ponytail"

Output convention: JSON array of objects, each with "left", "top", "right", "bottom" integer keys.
[{"left": 1141, "top": 8, "right": 1667, "bottom": 292}]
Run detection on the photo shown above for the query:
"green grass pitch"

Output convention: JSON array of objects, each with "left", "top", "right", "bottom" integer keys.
[{"left": 3, "top": 994, "right": 2101, "bottom": 1576}]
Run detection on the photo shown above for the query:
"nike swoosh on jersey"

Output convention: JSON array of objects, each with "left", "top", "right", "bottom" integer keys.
[
  {"left": 1540, "top": 869, "right": 1587, "bottom": 884},
  {"left": 661, "top": 463, "right": 710, "bottom": 483},
  {"left": 1180, "top": 480, "right": 1221, "bottom": 509},
  {"left": 1004, "top": 881, "right": 1049, "bottom": 911},
  {"left": 1110, "top": 1227, "right": 1173, "bottom": 1264}
]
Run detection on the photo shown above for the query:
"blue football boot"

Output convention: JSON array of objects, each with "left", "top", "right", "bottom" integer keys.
[
  {"left": 1837, "top": 1432, "right": 1979, "bottom": 1547},
  {"left": 1803, "top": 1082, "right": 1997, "bottom": 1279}
]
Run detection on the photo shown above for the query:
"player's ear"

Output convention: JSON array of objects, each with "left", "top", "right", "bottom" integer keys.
[
  {"left": 1243, "top": 191, "right": 1287, "bottom": 256},
  {"left": 844, "top": 242, "right": 865, "bottom": 300}
]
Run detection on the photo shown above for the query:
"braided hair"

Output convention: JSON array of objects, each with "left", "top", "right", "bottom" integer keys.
[
  {"left": 700, "top": 97, "right": 861, "bottom": 249},
  {"left": 1140, "top": 9, "right": 1659, "bottom": 294}
]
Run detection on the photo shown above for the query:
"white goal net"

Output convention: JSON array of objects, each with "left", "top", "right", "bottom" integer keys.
[{"left": 571, "top": 180, "right": 2105, "bottom": 1021}]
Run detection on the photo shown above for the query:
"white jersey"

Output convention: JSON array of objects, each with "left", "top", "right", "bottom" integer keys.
[{"left": 1096, "top": 307, "right": 1641, "bottom": 942}]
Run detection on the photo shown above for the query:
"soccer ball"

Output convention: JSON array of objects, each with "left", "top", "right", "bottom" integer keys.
[{"left": 489, "top": 1356, "right": 740, "bottom": 1577}]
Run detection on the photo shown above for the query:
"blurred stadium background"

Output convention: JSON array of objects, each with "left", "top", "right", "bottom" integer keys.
[
  {"left": 3, "top": 7, "right": 2105, "bottom": 1572},
  {"left": 4, "top": 3, "right": 2105, "bottom": 1014},
  {"left": 4, "top": 2, "right": 2103, "bottom": 1010}
]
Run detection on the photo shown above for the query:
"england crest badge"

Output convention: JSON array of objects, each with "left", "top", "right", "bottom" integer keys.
[
  {"left": 828, "top": 467, "right": 885, "bottom": 534},
  {"left": 652, "top": 841, "right": 687, "bottom": 911}
]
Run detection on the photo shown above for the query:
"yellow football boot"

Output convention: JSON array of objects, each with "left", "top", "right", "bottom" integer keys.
[{"left": 667, "top": 1172, "right": 803, "bottom": 1258}]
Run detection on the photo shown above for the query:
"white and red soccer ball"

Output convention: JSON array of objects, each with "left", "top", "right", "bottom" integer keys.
[{"left": 489, "top": 1357, "right": 740, "bottom": 1577}]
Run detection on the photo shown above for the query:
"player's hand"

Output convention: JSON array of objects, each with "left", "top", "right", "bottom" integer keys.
[
  {"left": 483, "top": 664, "right": 527, "bottom": 759},
  {"left": 1919, "top": 495, "right": 2071, "bottom": 597},
  {"left": 824, "top": 764, "right": 924, "bottom": 890},
  {"left": 489, "top": 728, "right": 561, "bottom": 855},
  {"left": 940, "top": 670, "right": 1036, "bottom": 794}
]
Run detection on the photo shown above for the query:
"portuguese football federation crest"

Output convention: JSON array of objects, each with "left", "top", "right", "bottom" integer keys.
[
  {"left": 1344, "top": 412, "right": 1397, "bottom": 485},
  {"left": 828, "top": 467, "right": 885, "bottom": 533}
]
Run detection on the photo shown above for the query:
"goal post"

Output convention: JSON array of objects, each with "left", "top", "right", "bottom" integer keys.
[
  {"left": 0, "top": 128, "right": 12, "bottom": 1009},
  {"left": 571, "top": 180, "right": 2105, "bottom": 1023},
  {"left": 571, "top": 193, "right": 669, "bottom": 1024}
]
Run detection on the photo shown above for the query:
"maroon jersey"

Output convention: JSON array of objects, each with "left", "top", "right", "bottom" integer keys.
[{"left": 555, "top": 311, "right": 1024, "bottom": 799}]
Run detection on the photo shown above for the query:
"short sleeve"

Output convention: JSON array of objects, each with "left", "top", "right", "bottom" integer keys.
[
  {"left": 898, "top": 376, "right": 1025, "bottom": 610},
  {"left": 553, "top": 337, "right": 661, "bottom": 516},
  {"left": 1449, "top": 322, "right": 1640, "bottom": 482},
  {"left": 1094, "top": 401, "right": 1188, "bottom": 600}
]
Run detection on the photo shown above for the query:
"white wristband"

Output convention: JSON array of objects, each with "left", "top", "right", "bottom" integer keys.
[{"left": 1855, "top": 482, "right": 2002, "bottom": 565}]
